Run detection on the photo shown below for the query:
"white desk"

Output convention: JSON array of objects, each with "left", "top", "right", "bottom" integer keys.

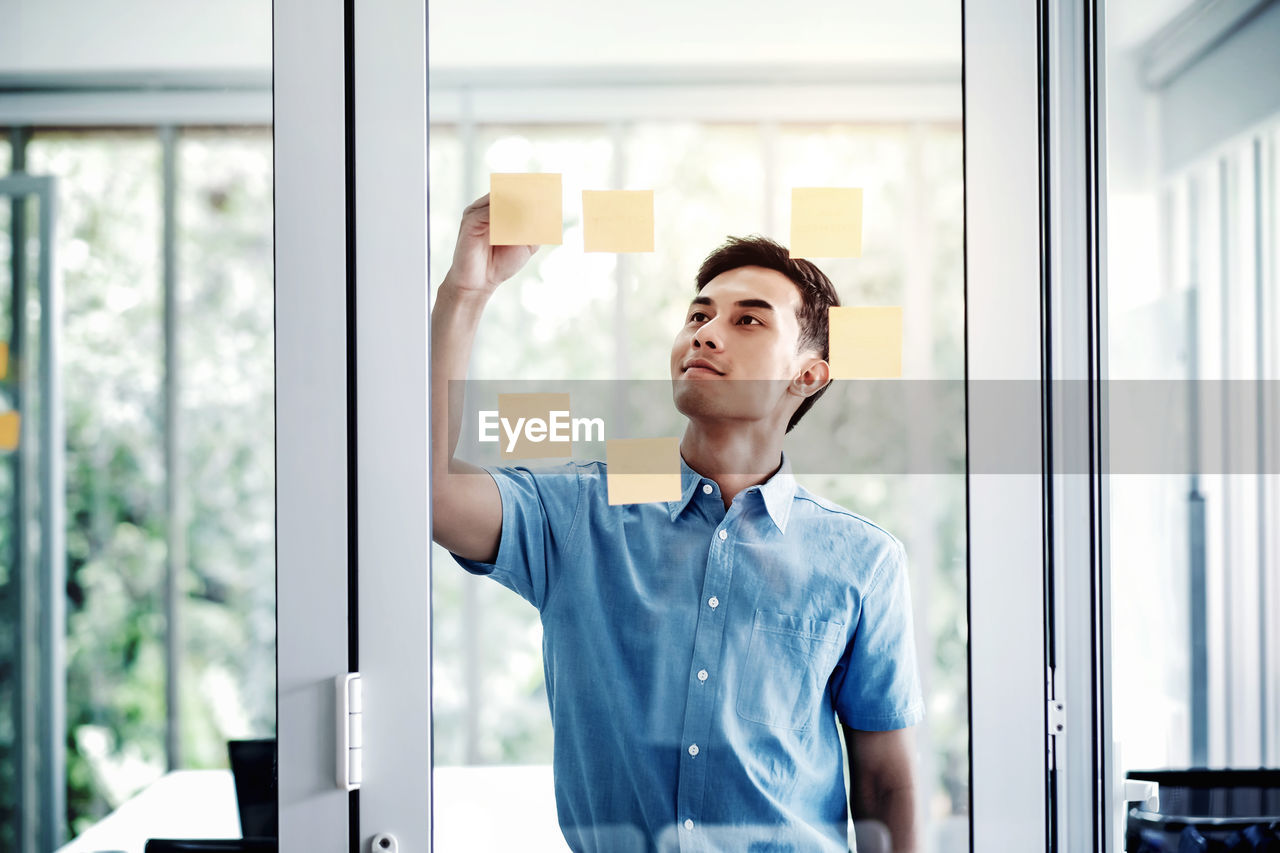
[
  {"left": 54, "top": 766, "right": 568, "bottom": 853},
  {"left": 56, "top": 770, "right": 241, "bottom": 853}
]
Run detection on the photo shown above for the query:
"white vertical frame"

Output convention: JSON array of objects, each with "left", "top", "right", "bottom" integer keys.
[
  {"left": 1044, "top": 0, "right": 1119, "bottom": 847},
  {"left": 274, "top": 0, "right": 354, "bottom": 849},
  {"left": 963, "top": 0, "right": 1053, "bottom": 849},
  {"left": 353, "top": 0, "right": 432, "bottom": 849}
]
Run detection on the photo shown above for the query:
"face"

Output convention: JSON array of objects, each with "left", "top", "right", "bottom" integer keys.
[{"left": 669, "top": 265, "right": 829, "bottom": 430}]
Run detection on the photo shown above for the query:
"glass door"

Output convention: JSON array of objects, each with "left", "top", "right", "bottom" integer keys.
[{"left": 411, "top": 1, "right": 1053, "bottom": 851}]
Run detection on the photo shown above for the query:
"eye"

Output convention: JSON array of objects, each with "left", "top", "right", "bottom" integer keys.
[
  {"left": 688, "top": 311, "right": 708, "bottom": 323},
  {"left": 738, "top": 315, "right": 763, "bottom": 325}
]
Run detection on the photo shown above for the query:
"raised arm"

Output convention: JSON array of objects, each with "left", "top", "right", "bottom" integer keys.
[{"left": 430, "top": 194, "right": 538, "bottom": 562}]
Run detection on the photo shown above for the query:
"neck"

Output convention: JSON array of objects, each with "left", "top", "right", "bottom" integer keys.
[{"left": 679, "top": 420, "right": 784, "bottom": 509}]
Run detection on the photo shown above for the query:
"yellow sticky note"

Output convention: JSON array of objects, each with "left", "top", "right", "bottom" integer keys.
[
  {"left": 828, "top": 306, "right": 903, "bottom": 379},
  {"left": 490, "top": 173, "right": 563, "bottom": 246},
  {"left": 583, "top": 190, "right": 654, "bottom": 253},
  {"left": 0, "top": 411, "right": 20, "bottom": 452},
  {"left": 790, "top": 187, "right": 863, "bottom": 258},
  {"left": 0, "top": 342, "right": 8, "bottom": 379},
  {"left": 606, "top": 436, "right": 681, "bottom": 505},
  {"left": 497, "top": 392, "right": 573, "bottom": 460}
]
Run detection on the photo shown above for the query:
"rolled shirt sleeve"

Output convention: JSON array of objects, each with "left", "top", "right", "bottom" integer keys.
[
  {"left": 830, "top": 539, "right": 926, "bottom": 731},
  {"left": 446, "top": 460, "right": 583, "bottom": 612}
]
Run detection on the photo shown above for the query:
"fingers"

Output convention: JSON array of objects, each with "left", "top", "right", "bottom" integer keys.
[{"left": 464, "top": 193, "right": 490, "bottom": 212}]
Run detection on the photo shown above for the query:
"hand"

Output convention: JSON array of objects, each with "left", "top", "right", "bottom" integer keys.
[{"left": 442, "top": 193, "right": 539, "bottom": 296}]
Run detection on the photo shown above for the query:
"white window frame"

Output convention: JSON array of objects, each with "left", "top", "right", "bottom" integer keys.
[
  {"left": 963, "top": 0, "right": 1056, "bottom": 848},
  {"left": 275, "top": 0, "right": 358, "bottom": 849},
  {"left": 278, "top": 0, "right": 432, "bottom": 850}
]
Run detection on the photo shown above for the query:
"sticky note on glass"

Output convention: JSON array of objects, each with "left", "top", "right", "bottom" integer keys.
[
  {"left": 583, "top": 190, "right": 654, "bottom": 253},
  {"left": 0, "top": 342, "right": 8, "bottom": 379},
  {"left": 497, "top": 392, "right": 573, "bottom": 460},
  {"left": 607, "top": 436, "right": 681, "bottom": 505},
  {"left": 0, "top": 411, "right": 20, "bottom": 452},
  {"left": 490, "top": 173, "right": 563, "bottom": 246},
  {"left": 828, "top": 306, "right": 902, "bottom": 379},
  {"left": 790, "top": 187, "right": 863, "bottom": 258}
]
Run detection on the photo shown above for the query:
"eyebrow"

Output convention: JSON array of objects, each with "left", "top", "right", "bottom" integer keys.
[{"left": 689, "top": 296, "right": 776, "bottom": 313}]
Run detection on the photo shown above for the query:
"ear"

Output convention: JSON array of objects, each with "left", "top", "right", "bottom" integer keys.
[{"left": 788, "top": 355, "right": 831, "bottom": 399}]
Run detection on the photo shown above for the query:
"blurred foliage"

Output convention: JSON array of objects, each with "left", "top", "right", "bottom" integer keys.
[{"left": 0, "top": 129, "right": 276, "bottom": 847}]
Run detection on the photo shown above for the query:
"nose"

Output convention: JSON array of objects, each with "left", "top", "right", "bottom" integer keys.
[{"left": 692, "top": 318, "right": 721, "bottom": 350}]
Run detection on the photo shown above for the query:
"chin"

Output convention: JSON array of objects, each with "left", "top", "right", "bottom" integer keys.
[{"left": 673, "top": 385, "right": 730, "bottom": 418}]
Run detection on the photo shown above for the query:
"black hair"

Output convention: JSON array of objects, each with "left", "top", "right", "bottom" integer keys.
[{"left": 694, "top": 235, "right": 840, "bottom": 433}]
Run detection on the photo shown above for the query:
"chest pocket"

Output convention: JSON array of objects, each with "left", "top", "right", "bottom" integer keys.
[{"left": 736, "top": 609, "right": 845, "bottom": 731}]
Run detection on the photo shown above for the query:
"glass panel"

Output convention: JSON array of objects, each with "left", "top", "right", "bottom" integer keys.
[
  {"left": 27, "top": 131, "right": 166, "bottom": 840},
  {"left": 1105, "top": 3, "right": 1280, "bottom": 845},
  {"left": 175, "top": 128, "right": 275, "bottom": 767},
  {"left": 7, "top": 124, "right": 277, "bottom": 850},
  {"left": 428, "top": 9, "right": 967, "bottom": 851}
]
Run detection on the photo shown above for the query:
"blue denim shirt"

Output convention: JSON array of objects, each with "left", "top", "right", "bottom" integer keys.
[{"left": 448, "top": 450, "right": 924, "bottom": 853}]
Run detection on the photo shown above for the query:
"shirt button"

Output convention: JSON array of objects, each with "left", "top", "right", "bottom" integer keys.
[
  {"left": 688, "top": 744, "right": 700, "bottom": 757},
  {"left": 718, "top": 529, "right": 728, "bottom": 540},
  {"left": 702, "top": 483, "right": 713, "bottom": 494},
  {"left": 684, "top": 819, "right": 694, "bottom": 831},
  {"left": 708, "top": 596, "right": 719, "bottom": 609},
  {"left": 697, "top": 669, "right": 708, "bottom": 682}
]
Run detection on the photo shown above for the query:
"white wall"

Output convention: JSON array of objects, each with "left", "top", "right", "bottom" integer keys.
[
  {"left": 2, "top": 0, "right": 963, "bottom": 78},
  {"left": 428, "top": 0, "right": 962, "bottom": 68},
  {"left": 1158, "top": 0, "right": 1280, "bottom": 171},
  {"left": 0, "top": 0, "right": 271, "bottom": 76}
]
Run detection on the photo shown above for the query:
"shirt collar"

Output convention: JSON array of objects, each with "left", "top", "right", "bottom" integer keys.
[{"left": 666, "top": 449, "right": 797, "bottom": 534}]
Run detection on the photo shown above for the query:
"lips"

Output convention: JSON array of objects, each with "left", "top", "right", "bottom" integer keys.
[{"left": 682, "top": 359, "right": 724, "bottom": 375}]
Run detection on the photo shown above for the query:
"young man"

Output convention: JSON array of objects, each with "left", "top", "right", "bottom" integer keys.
[{"left": 432, "top": 194, "right": 924, "bottom": 853}]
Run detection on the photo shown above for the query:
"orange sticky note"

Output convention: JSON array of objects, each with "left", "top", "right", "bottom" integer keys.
[
  {"left": 0, "top": 411, "right": 20, "bottom": 452},
  {"left": 490, "top": 173, "right": 563, "bottom": 246},
  {"left": 496, "top": 392, "right": 574, "bottom": 460},
  {"left": 828, "top": 306, "right": 902, "bottom": 379},
  {"left": 790, "top": 187, "right": 863, "bottom": 258},
  {"left": 583, "top": 190, "right": 654, "bottom": 253},
  {"left": 0, "top": 342, "right": 8, "bottom": 379},
  {"left": 606, "top": 436, "right": 681, "bottom": 505}
]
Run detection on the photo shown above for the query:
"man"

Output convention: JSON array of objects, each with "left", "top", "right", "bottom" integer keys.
[{"left": 432, "top": 193, "right": 924, "bottom": 852}]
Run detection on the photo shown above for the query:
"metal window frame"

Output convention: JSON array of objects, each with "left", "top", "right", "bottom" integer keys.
[
  {"left": 0, "top": 169, "right": 65, "bottom": 853},
  {"left": 963, "top": 0, "right": 1101, "bottom": 847},
  {"left": 1041, "top": 0, "right": 1115, "bottom": 849},
  {"left": 351, "top": 0, "right": 430, "bottom": 848}
]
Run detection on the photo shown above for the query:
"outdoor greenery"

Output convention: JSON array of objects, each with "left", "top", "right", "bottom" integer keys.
[{"left": 0, "top": 129, "right": 276, "bottom": 845}]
